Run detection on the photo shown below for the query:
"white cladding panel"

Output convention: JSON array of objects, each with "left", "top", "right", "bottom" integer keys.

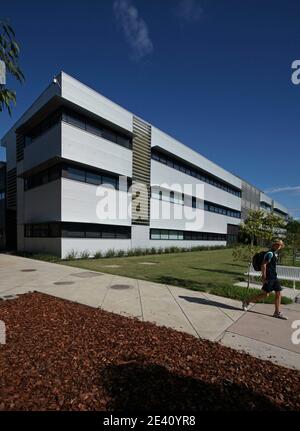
[
  {"left": 151, "top": 160, "right": 241, "bottom": 211},
  {"left": 61, "top": 178, "right": 131, "bottom": 225},
  {"left": 1, "top": 82, "right": 59, "bottom": 146},
  {"left": 24, "top": 180, "right": 61, "bottom": 223},
  {"left": 62, "top": 122, "right": 132, "bottom": 177},
  {"left": 61, "top": 237, "right": 224, "bottom": 258},
  {"left": 151, "top": 127, "right": 241, "bottom": 190},
  {"left": 23, "top": 124, "right": 61, "bottom": 173},
  {"left": 61, "top": 238, "right": 131, "bottom": 259},
  {"left": 273, "top": 200, "right": 289, "bottom": 214},
  {"left": 150, "top": 205, "right": 240, "bottom": 233},
  {"left": 61, "top": 72, "right": 133, "bottom": 133},
  {"left": 260, "top": 192, "right": 273, "bottom": 206}
]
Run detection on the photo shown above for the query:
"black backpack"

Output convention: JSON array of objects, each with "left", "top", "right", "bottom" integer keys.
[{"left": 252, "top": 250, "right": 269, "bottom": 271}]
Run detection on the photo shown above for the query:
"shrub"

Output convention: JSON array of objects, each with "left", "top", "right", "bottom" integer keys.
[
  {"left": 104, "top": 249, "right": 116, "bottom": 258},
  {"left": 94, "top": 251, "right": 103, "bottom": 259},
  {"left": 79, "top": 250, "right": 90, "bottom": 259},
  {"left": 132, "top": 248, "right": 144, "bottom": 256},
  {"left": 65, "top": 249, "right": 78, "bottom": 260},
  {"left": 116, "top": 249, "right": 125, "bottom": 257}
]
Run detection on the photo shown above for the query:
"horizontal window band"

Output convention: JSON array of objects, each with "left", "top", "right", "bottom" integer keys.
[
  {"left": 24, "top": 222, "right": 131, "bottom": 239},
  {"left": 150, "top": 228, "right": 227, "bottom": 241}
]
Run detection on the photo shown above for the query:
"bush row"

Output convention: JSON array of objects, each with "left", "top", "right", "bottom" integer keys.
[{"left": 64, "top": 245, "right": 228, "bottom": 260}]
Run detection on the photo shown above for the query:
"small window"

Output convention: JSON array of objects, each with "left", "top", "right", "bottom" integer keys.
[
  {"left": 169, "top": 231, "right": 179, "bottom": 240},
  {"left": 67, "top": 167, "right": 86, "bottom": 182},
  {"left": 86, "top": 122, "right": 102, "bottom": 137},
  {"left": 102, "top": 230, "right": 115, "bottom": 239},
  {"left": 102, "top": 129, "right": 117, "bottom": 143},
  {"left": 151, "top": 229, "right": 161, "bottom": 240},
  {"left": 69, "top": 113, "right": 86, "bottom": 130},
  {"left": 102, "top": 176, "right": 118, "bottom": 189},
  {"left": 117, "top": 135, "right": 131, "bottom": 149},
  {"left": 161, "top": 231, "right": 169, "bottom": 240},
  {"left": 63, "top": 227, "right": 85, "bottom": 238},
  {"left": 86, "top": 172, "right": 102, "bottom": 185},
  {"left": 86, "top": 230, "right": 101, "bottom": 238}
]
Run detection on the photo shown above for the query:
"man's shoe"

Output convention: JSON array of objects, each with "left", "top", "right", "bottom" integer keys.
[
  {"left": 273, "top": 311, "right": 288, "bottom": 320},
  {"left": 242, "top": 300, "right": 250, "bottom": 311}
]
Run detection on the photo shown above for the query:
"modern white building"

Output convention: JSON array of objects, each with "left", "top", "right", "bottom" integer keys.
[{"left": 0, "top": 72, "right": 289, "bottom": 258}]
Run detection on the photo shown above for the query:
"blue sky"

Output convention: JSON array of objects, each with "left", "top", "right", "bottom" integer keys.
[{"left": 1, "top": 0, "right": 300, "bottom": 218}]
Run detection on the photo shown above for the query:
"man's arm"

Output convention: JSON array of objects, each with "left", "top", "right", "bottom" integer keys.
[{"left": 261, "top": 251, "right": 273, "bottom": 282}]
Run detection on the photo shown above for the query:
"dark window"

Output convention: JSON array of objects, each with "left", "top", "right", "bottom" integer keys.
[
  {"left": 117, "top": 135, "right": 131, "bottom": 149},
  {"left": 102, "top": 129, "right": 117, "bottom": 143},
  {"left": 68, "top": 113, "right": 86, "bottom": 130},
  {"left": 86, "top": 229, "right": 101, "bottom": 238},
  {"left": 67, "top": 167, "right": 86, "bottom": 182},
  {"left": 150, "top": 229, "right": 227, "bottom": 241},
  {"left": 102, "top": 175, "right": 118, "bottom": 189},
  {"left": 86, "top": 122, "right": 102, "bottom": 137},
  {"left": 86, "top": 171, "right": 102, "bottom": 185},
  {"left": 151, "top": 149, "right": 241, "bottom": 198},
  {"left": 63, "top": 226, "right": 85, "bottom": 238}
]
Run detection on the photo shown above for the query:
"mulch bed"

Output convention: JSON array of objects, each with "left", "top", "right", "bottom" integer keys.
[{"left": 0, "top": 292, "right": 299, "bottom": 411}]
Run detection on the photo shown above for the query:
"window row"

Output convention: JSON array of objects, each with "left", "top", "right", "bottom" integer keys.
[
  {"left": 151, "top": 189, "right": 184, "bottom": 205},
  {"left": 63, "top": 165, "right": 120, "bottom": 189},
  {"left": 151, "top": 150, "right": 241, "bottom": 197},
  {"left": 204, "top": 202, "right": 241, "bottom": 219},
  {"left": 24, "top": 223, "right": 131, "bottom": 239},
  {"left": 24, "top": 164, "right": 126, "bottom": 191},
  {"left": 150, "top": 229, "right": 227, "bottom": 241},
  {"left": 26, "top": 109, "right": 132, "bottom": 150},
  {"left": 62, "top": 110, "right": 132, "bottom": 149},
  {"left": 151, "top": 189, "right": 241, "bottom": 219}
]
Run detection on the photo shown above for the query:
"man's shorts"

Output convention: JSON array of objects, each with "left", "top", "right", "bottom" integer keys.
[{"left": 262, "top": 278, "right": 282, "bottom": 293}]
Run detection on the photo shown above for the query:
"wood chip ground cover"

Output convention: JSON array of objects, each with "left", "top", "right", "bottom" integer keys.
[{"left": 0, "top": 293, "right": 299, "bottom": 411}]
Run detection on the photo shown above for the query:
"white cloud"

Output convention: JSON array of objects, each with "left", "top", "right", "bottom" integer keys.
[
  {"left": 176, "top": 0, "right": 203, "bottom": 23},
  {"left": 264, "top": 186, "right": 300, "bottom": 194},
  {"left": 113, "top": 0, "right": 153, "bottom": 61}
]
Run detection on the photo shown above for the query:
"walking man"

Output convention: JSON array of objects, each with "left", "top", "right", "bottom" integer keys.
[{"left": 242, "top": 239, "right": 288, "bottom": 319}]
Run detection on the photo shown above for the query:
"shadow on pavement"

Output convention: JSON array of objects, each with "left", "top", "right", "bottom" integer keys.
[{"left": 179, "top": 295, "right": 241, "bottom": 311}]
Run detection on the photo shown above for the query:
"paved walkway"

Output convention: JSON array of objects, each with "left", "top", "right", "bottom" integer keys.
[{"left": 0, "top": 254, "right": 299, "bottom": 371}]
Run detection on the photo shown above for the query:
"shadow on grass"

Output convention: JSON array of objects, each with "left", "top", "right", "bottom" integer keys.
[
  {"left": 178, "top": 295, "right": 241, "bottom": 311},
  {"left": 101, "top": 361, "right": 280, "bottom": 411},
  {"left": 189, "top": 267, "right": 241, "bottom": 277},
  {"left": 153, "top": 275, "right": 210, "bottom": 292},
  {"left": 224, "top": 262, "right": 248, "bottom": 268}
]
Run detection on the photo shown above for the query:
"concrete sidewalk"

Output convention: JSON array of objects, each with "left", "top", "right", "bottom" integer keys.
[{"left": 1, "top": 253, "right": 299, "bottom": 371}]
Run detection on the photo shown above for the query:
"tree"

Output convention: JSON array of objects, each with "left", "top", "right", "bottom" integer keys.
[
  {"left": 285, "top": 220, "right": 300, "bottom": 266},
  {"left": 0, "top": 20, "right": 24, "bottom": 115},
  {"left": 232, "top": 209, "right": 286, "bottom": 288}
]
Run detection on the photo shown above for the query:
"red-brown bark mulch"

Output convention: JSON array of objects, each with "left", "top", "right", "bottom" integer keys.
[{"left": 0, "top": 292, "right": 299, "bottom": 411}]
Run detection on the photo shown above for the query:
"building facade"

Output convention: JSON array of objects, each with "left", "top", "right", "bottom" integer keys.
[{"left": 0, "top": 72, "right": 289, "bottom": 258}]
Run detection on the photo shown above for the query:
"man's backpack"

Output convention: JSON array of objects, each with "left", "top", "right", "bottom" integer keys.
[{"left": 252, "top": 250, "right": 270, "bottom": 271}]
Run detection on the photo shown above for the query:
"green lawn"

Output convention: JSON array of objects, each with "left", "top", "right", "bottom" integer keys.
[{"left": 62, "top": 248, "right": 293, "bottom": 304}]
